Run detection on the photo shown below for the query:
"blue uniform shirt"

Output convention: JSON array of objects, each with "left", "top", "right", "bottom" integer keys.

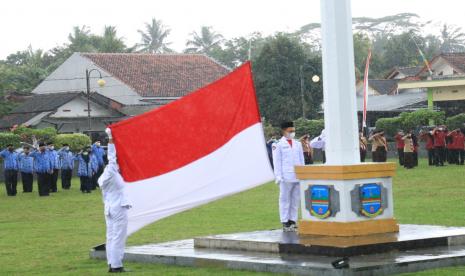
[
  {"left": 0, "top": 149, "right": 19, "bottom": 170},
  {"left": 18, "top": 152, "right": 34, "bottom": 173},
  {"left": 57, "top": 149, "right": 75, "bottom": 170},
  {"left": 47, "top": 149, "right": 60, "bottom": 169},
  {"left": 75, "top": 153, "right": 98, "bottom": 177},
  {"left": 30, "top": 150, "right": 52, "bottom": 173},
  {"left": 91, "top": 144, "right": 105, "bottom": 166}
]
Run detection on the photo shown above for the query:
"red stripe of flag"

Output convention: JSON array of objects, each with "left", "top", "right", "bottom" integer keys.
[{"left": 110, "top": 62, "right": 261, "bottom": 182}]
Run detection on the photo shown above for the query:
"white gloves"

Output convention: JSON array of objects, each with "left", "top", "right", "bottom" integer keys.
[{"left": 105, "top": 128, "right": 112, "bottom": 139}]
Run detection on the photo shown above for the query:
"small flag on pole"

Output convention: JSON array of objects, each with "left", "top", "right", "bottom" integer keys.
[{"left": 362, "top": 49, "right": 372, "bottom": 128}]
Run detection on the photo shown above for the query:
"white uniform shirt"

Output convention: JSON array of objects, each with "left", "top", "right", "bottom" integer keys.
[
  {"left": 272, "top": 137, "right": 305, "bottom": 183},
  {"left": 98, "top": 144, "right": 131, "bottom": 215}
]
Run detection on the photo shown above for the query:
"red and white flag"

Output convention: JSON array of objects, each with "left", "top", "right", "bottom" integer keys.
[
  {"left": 109, "top": 62, "right": 274, "bottom": 235},
  {"left": 362, "top": 49, "right": 372, "bottom": 128}
]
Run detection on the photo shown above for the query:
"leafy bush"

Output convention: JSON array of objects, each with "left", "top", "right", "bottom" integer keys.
[
  {"left": 13, "top": 126, "right": 57, "bottom": 144},
  {"left": 375, "top": 117, "right": 403, "bottom": 137},
  {"left": 294, "top": 118, "right": 324, "bottom": 138},
  {"left": 399, "top": 109, "right": 445, "bottom": 130},
  {"left": 0, "top": 133, "right": 21, "bottom": 149},
  {"left": 53, "top": 134, "right": 91, "bottom": 152},
  {"left": 446, "top": 113, "right": 465, "bottom": 130},
  {"left": 375, "top": 109, "right": 445, "bottom": 137}
]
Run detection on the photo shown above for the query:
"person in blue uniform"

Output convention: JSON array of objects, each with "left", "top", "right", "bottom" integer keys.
[
  {"left": 272, "top": 122, "right": 305, "bottom": 232},
  {"left": 47, "top": 142, "right": 60, "bottom": 193},
  {"left": 0, "top": 144, "right": 19, "bottom": 196},
  {"left": 30, "top": 142, "right": 53, "bottom": 197},
  {"left": 75, "top": 146, "right": 98, "bottom": 193},
  {"left": 18, "top": 146, "right": 34, "bottom": 193},
  {"left": 57, "top": 144, "right": 75, "bottom": 190},
  {"left": 91, "top": 140, "right": 105, "bottom": 190}
]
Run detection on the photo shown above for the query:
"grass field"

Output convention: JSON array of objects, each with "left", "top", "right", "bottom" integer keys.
[{"left": 1, "top": 158, "right": 465, "bottom": 275}]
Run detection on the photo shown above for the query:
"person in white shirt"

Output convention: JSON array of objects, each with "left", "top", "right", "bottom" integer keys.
[
  {"left": 272, "top": 121, "right": 305, "bottom": 231},
  {"left": 98, "top": 128, "right": 132, "bottom": 273}
]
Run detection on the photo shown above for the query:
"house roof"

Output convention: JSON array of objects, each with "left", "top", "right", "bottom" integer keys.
[
  {"left": 0, "top": 112, "right": 42, "bottom": 129},
  {"left": 10, "top": 92, "right": 80, "bottom": 114},
  {"left": 356, "top": 92, "right": 427, "bottom": 112},
  {"left": 418, "top": 52, "right": 465, "bottom": 76},
  {"left": 386, "top": 66, "right": 423, "bottom": 79},
  {"left": 81, "top": 53, "right": 230, "bottom": 98},
  {"left": 368, "top": 79, "right": 398, "bottom": 95}
]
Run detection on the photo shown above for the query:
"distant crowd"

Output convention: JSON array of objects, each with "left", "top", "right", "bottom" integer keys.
[
  {"left": 1, "top": 137, "right": 106, "bottom": 197},
  {"left": 266, "top": 125, "right": 465, "bottom": 170}
]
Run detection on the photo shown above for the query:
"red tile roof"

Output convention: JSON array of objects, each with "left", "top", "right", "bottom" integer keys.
[{"left": 81, "top": 53, "right": 230, "bottom": 97}]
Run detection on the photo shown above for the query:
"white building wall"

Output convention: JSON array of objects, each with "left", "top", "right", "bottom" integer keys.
[
  {"left": 32, "top": 53, "right": 143, "bottom": 105},
  {"left": 50, "top": 97, "right": 115, "bottom": 118}
]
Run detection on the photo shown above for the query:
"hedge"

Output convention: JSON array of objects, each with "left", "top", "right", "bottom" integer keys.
[
  {"left": 375, "top": 109, "right": 446, "bottom": 137},
  {"left": 13, "top": 126, "right": 57, "bottom": 144},
  {"left": 446, "top": 113, "right": 465, "bottom": 130},
  {"left": 294, "top": 118, "right": 325, "bottom": 138},
  {"left": 0, "top": 133, "right": 21, "bottom": 149},
  {"left": 53, "top": 134, "right": 92, "bottom": 152}
]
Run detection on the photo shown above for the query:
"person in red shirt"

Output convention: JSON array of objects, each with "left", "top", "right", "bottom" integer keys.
[
  {"left": 450, "top": 129, "right": 465, "bottom": 165},
  {"left": 446, "top": 130, "right": 455, "bottom": 164},
  {"left": 420, "top": 129, "right": 435, "bottom": 166},
  {"left": 433, "top": 126, "right": 447, "bottom": 166},
  {"left": 394, "top": 130, "right": 405, "bottom": 166}
]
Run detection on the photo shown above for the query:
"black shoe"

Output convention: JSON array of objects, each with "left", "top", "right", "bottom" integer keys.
[
  {"left": 282, "top": 222, "right": 291, "bottom": 232},
  {"left": 109, "top": 267, "right": 129, "bottom": 273},
  {"left": 332, "top": 257, "right": 350, "bottom": 269}
]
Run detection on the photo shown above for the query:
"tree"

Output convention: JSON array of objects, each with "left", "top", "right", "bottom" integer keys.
[
  {"left": 252, "top": 34, "right": 322, "bottom": 124},
  {"left": 381, "top": 32, "right": 423, "bottom": 72},
  {"left": 97, "top": 26, "right": 127, "bottom": 53},
  {"left": 67, "top": 26, "right": 97, "bottom": 53},
  {"left": 185, "top": 26, "right": 224, "bottom": 54},
  {"left": 137, "top": 18, "right": 172, "bottom": 53},
  {"left": 439, "top": 24, "right": 465, "bottom": 53}
]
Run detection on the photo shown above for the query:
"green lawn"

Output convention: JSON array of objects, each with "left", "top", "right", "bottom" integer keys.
[{"left": 0, "top": 159, "right": 464, "bottom": 275}]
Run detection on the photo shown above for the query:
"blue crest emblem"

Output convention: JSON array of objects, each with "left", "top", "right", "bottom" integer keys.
[
  {"left": 310, "top": 185, "right": 331, "bottom": 219},
  {"left": 360, "top": 183, "right": 383, "bottom": 218}
]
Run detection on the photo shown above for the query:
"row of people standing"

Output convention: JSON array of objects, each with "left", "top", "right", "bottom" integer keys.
[
  {"left": 419, "top": 126, "right": 465, "bottom": 166},
  {"left": 1, "top": 140, "right": 106, "bottom": 196}
]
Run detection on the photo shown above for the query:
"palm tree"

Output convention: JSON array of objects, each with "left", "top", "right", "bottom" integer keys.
[
  {"left": 98, "top": 26, "right": 127, "bottom": 53},
  {"left": 185, "top": 26, "right": 224, "bottom": 54},
  {"left": 136, "top": 18, "right": 172, "bottom": 53},
  {"left": 68, "top": 25, "right": 96, "bottom": 52},
  {"left": 440, "top": 24, "right": 465, "bottom": 53}
]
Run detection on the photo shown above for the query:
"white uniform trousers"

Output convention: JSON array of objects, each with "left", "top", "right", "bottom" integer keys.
[
  {"left": 279, "top": 181, "right": 300, "bottom": 223},
  {"left": 105, "top": 206, "right": 128, "bottom": 268}
]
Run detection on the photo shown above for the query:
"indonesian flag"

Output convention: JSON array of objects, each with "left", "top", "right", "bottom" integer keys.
[
  {"left": 362, "top": 49, "right": 372, "bottom": 128},
  {"left": 109, "top": 62, "right": 275, "bottom": 235}
]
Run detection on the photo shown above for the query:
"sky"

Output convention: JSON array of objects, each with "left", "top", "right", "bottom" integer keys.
[{"left": 1, "top": 0, "right": 465, "bottom": 59}]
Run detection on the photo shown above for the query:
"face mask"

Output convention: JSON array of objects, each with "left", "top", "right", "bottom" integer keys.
[
  {"left": 96, "top": 142, "right": 101, "bottom": 147},
  {"left": 65, "top": 146, "right": 70, "bottom": 151},
  {"left": 49, "top": 146, "right": 54, "bottom": 150},
  {"left": 83, "top": 152, "right": 88, "bottom": 156},
  {"left": 287, "top": 132, "right": 296, "bottom": 139}
]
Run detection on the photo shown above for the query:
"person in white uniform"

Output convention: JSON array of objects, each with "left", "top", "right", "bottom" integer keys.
[
  {"left": 272, "top": 121, "right": 305, "bottom": 231},
  {"left": 310, "top": 129, "right": 326, "bottom": 163},
  {"left": 98, "top": 128, "right": 132, "bottom": 273}
]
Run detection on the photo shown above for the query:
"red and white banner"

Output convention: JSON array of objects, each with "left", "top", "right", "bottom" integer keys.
[
  {"left": 362, "top": 49, "right": 372, "bottom": 128},
  {"left": 109, "top": 62, "right": 274, "bottom": 235}
]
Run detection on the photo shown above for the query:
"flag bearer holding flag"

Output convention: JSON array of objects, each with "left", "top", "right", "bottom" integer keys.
[
  {"left": 272, "top": 122, "right": 305, "bottom": 232},
  {"left": 98, "top": 128, "right": 131, "bottom": 273}
]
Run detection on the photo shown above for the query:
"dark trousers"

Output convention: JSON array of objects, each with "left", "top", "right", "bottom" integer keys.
[
  {"left": 4, "top": 169, "right": 18, "bottom": 196},
  {"left": 37, "top": 173, "right": 50, "bottom": 196},
  {"left": 427, "top": 149, "right": 434, "bottom": 165},
  {"left": 21, "top": 172, "right": 33, "bottom": 192},
  {"left": 91, "top": 165, "right": 104, "bottom": 190},
  {"left": 50, "top": 169, "right": 59, "bottom": 192},
  {"left": 322, "top": 151, "right": 326, "bottom": 164},
  {"left": 404, "top": 152, "right": 415, "bottom": 169},
  {"left": 373, "top": 148, "right": 387, "bottom": 162},
  {"left": 80, "top": 176, "right": 91, "bottom": 193},
  {"left": 360, "top": 149, "right": 367, "bottom": 162},
  {"left": 304, "top": 153, "right": 313, "bottom": 165},
  {"left": 434, "top": 147, "right": 445, "bottom": 166},
  {"left": 413, "top": 152, "right": 418, "bottom": 167},
  {"left": 61, "top": 169, "right": 72, "bottom": 189},
  {"left": 397, "top": 149, "right": 404, "bottom": 166},
  {"left": 458, "top": 149, "right": 465, "bottom": 165}
]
